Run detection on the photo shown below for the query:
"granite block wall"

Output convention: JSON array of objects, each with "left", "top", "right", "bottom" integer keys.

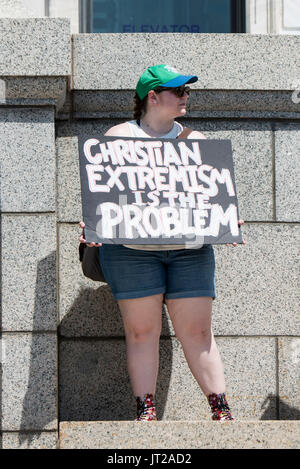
[
  {"left": 0, "top": 20, "right": 299, "bottom": 449},
  {"left": 56, "top": 116, "right": 300, "bottom": 422}
]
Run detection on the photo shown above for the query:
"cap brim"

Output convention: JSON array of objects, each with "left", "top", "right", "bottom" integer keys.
[{"left": 160, "top": 75, "right": 198, "bottom": 88}]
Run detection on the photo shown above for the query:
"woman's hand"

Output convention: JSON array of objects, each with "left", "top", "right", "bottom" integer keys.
[
  {"left": 226, "top": 219, "right": 246, "bottom": 247},
  {"left": 79, "top": 220, "right": 245, "bottom": 248},
  {"left": 79, "top": 221, "right": 102, "bottom": 247}
]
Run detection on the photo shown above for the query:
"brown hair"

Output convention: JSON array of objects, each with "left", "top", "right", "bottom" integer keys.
[{"left": 133, "top": 92, "right": 148, "bottom": 120}]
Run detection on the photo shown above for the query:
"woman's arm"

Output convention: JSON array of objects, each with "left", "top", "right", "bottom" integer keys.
[{"left": 187, "top": 130, "right": 207, "bottom": 140}]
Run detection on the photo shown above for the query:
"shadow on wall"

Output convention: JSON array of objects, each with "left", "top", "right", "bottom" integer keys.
[{"left": 58, "top": 284, "right": 173, "bottom": 422}]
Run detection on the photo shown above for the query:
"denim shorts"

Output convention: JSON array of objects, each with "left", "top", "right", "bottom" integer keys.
[{"left": 98, "top": 244, "right": 216, "bottom": 301}]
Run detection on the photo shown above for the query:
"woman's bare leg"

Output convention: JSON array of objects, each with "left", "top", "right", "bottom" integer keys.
[
  {"left": 118, "top": 293, "right": 163, "bottom": 397},
  {"left": 166, "top": 297, "right": 226, "bottom": 396}
]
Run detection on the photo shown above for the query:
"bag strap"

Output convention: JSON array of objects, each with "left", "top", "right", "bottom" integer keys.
[{"left": 177, "top": 127, "right": 193, "bottom": 139}]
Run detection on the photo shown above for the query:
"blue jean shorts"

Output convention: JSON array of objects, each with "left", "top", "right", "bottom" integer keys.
[{"left": 98, "top": 244, "right": 216, "bottom": 301}]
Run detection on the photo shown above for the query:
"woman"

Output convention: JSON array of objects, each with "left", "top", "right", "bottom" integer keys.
[{"left": 80, "top": 64, "right": 245, "bottom": 422}]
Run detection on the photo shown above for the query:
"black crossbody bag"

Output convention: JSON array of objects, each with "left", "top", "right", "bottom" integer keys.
[{"left": 79, "top": 127, "right": 193, "bottom": 282}]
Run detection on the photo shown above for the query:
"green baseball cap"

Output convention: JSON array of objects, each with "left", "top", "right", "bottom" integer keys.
[{"left": 136, "top": 64, "right": 198, "bottom": 100}]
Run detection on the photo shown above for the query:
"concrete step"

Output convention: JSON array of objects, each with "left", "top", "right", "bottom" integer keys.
[{"left": 59, "top": 421, "right": 300, "bottom": 449}]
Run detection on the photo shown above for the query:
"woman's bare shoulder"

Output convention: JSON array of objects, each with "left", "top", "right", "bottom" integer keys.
[
  {"left": 187, "top": 130, "right": 207, "bottom": 140},
  {"left": 104, "top": 122, "right": 131, "bottom": 137}
]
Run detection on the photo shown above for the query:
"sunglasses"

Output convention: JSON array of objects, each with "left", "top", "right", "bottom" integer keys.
[{"left": 154, "top": 85, "right": 190, "bottom": 97}]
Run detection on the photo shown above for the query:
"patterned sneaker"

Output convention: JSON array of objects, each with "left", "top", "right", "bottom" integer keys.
[
  {"left": 136, "top": 393, "right": 157, "bottom": 421},
  {"left": 207, "top": 392, "right": 234, "bottom": 421}
]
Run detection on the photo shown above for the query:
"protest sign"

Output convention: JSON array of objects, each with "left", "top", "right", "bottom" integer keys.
[{"left": 78, "top": 136, "right": 243, "bottom": 245}]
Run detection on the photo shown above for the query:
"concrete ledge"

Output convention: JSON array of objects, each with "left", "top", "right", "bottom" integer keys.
[
  {"left": 72, "top": 33, "right": 300, "bottom": 90},
  {"left": 59, "top": 421, "right": 300, "bottom": 449},
  {"left": 2, "top": 432, "right": 58, "bottom": 449}
]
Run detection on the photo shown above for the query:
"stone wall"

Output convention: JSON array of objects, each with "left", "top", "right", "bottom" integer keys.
[{"left": 0, "top": 18, "right": 299, "bottom": 448}]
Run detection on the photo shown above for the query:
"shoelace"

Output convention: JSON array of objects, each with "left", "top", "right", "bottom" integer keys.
[
  {"left": 136, "top": 394, "right": 157, "bottom": 421},
  {"left": 208, "top": 393, "right": 234, "bottom": 421}
]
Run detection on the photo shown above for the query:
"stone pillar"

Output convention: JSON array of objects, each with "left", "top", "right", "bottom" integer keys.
[
  {"left": 0, "top": 0, "right": 46, "bottom": 17},
  {"left": 0, "top": 0, "right": 79, "bottom": 33},
  {"left": 0, "top": 18, "right": 70, "bottom": 449}
]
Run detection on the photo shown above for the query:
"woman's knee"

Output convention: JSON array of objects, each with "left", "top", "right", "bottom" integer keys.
[{"left": 167, "top": 297, "right": 212, "bottom": 342}]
